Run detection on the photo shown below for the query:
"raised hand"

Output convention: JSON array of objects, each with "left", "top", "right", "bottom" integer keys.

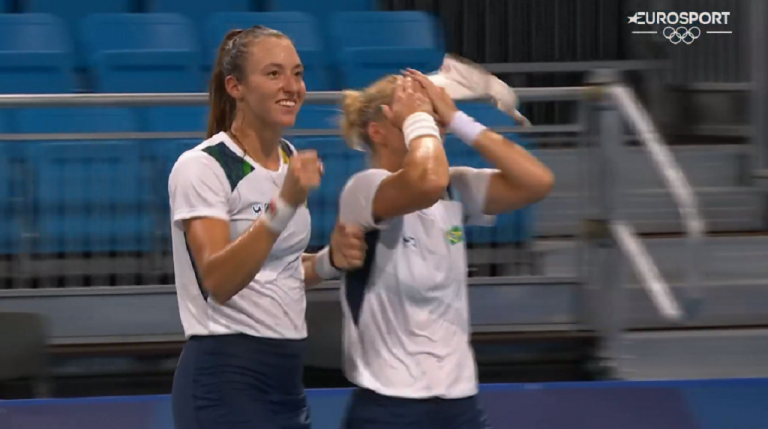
[
  {"left": 279, "top": 150, "right": 323, "bottom": 207},
  {"left": 381, "top": 76, "right": 434, "bottom": 129},
  {"left": 403, "top": 68, "right": 459, "bottom": 127}
]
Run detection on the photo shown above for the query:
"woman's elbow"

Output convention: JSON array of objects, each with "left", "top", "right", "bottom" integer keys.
[
  {"left": 535, "top": 168, "right": 556, "bottom": 199},
  {"left": 200, "top": 271, "right": 239, "bottom": 305},
  {"left": 204, "top": 281, "right": 234, "bottom": 305},
  {"left": 523, "top": 168, "right": 555, "bottom": 204},
  {"left": 514, "top": 167, "right": 556, "bottom": 206}
]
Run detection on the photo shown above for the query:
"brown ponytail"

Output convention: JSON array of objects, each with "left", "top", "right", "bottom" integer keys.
[
  {"left": 207, "top": 29, "right": 242, "bottom": 138},
  {"left": 206, "top": 26, "right": 291, "bottom": 139}
]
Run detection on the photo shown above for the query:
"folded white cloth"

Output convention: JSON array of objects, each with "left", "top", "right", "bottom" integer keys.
[{"left": 428, "top": 54, "right": 531, "bottom": 126}]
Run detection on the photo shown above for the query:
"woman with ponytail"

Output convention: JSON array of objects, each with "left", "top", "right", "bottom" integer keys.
[{"left": 168, "top": 26, "right": 366, "bottom": 429}]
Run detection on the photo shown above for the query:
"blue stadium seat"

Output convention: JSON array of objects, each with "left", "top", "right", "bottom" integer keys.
[
  {"left": 80, "top": 13, "right": 202, "bottom": 93},
  {"left": 147, "top": 0, "right": 251, "bottom": 33},
  {"left": 269, "top": 0, "right": 376, "bottom": 24},
  {"left": 0, "top": 13, "right": 75, "bottom": 94},
  {"left": 0, "top": 145, "right": 13, "bottom": 255},
  {"left": 17, "top": 107, "right": 154, "bottom": 254},
  {"left": 22, "top": 0, "right": 134, "bottom": 26},
  {"left": 331, "top": 11, "right": 445, "bottom": 89},
  {"left": 2, "top": 0, "right": 12, "bottom": 12},
  {"left": 141, "top": 105, "right": 207, "bottom": 202},
  {"left": 292, "top": 136, "right": 364, "bottom": 247},
  {"left": 205, "top": 12, "right": 331, "bottom": 90},
  {"left": 21, "top": 0, "right": 135, "bottom": 68},
  {"left": 140, "top": 106, "right": 208, "bottom": 133},
  {"left": 293, "top": 105, "right": 341, "bottom": 130},
  {"left": 0, "top": 113, "right": 19, "bottom": 255}
]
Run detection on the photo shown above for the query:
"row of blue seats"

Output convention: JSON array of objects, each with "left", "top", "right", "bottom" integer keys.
[
  {"left": 0, "top": 103, "right": 532, "bottom": 256},
  {"left": 2, "top": 0, "right": 376, "bottom": 26},
  {"left": 0, "top": 10, "right": 444, "bottom": 93}
]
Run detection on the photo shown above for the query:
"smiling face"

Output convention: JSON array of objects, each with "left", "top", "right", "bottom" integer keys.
[{"left": 224, "top": 33, "right": 306, "bottom": 129}]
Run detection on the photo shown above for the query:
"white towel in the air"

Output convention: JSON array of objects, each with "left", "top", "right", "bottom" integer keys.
[{"left": 427, "top": 54, "right": 530, "bottom": 126}]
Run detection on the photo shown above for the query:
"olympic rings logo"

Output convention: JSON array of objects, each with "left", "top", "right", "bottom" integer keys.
[{"left": 662, "top": 26, "right": 701, "bottom": 44}]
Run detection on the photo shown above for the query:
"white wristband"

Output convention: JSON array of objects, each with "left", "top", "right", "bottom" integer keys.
[
  {"left": 402, "top": 112, "right": 441, "bottom": 149},
  {"left": 314, "top": 246, "right": 341, "bottom": 280},
  {"left": 448, "top": 111, "right": 487, "bottom": 146},
  {"left": 262, "top": 195, "right": 296, "bottom": 234}
]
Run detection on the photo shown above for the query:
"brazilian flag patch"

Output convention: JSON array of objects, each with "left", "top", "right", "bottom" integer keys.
[{"left": 447, "top": 226, "right": 464, "bottom": 245}]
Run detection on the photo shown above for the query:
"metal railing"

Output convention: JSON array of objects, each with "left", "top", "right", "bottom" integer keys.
[
  {"left": 0, "top": 124, "right": 582, "bottom": 141},
  {"left": 0, "top": 87, "right": 588, "bottom": 107},
  {"left": 0, "top": 87, "right": 584, "bottom": 289},
  {"left": 564, "top": 70, "right": 708, "bottom": 373},
  {"left": 582, "top": 71, "right": 704, "bottom": 325},
  {"left": 0, "top": 83, "right": 703, "bottom": 290},
  {"left": 0, "top": 79, "right": 705, "bottom": 353},
  {"left": 0, "top": 88, "right": 583, "bottom": 142},
  {"left": 580, "top": 71, "right": 706, "bottom": 334},
  {"left": 610, "top": 83, "right": 705, "bottom": 319}
]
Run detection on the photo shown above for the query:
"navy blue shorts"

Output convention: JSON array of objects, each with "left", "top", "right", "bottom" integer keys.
[
  {"left": 172, "top": 334, "right": 310, "bottom": 429},
  {"left": 342, "top": 388, "right": 491, "bottom": 429}
]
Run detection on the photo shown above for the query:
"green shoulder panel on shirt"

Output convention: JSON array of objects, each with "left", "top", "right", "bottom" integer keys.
[
  {"left": 202, "top": 142, "right": 253, "bottom": 191},
  {"left": 201, "top": 140, "right": 295, "bottom": 191}
]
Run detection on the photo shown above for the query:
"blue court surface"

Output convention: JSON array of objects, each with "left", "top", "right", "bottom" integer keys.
[{"left": 1, "top": 378, "right": 767, "bottom": 429}]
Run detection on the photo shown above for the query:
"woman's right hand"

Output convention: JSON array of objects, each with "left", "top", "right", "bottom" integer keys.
[
  {"left": 381, "top": 76, "right": 434, "bottom": 129},
  {"left": 280, "top": 150, "right": 323, "bottom": 207},
  {"left": 403, "top": 68, "right": 459, "bottom": 127}
]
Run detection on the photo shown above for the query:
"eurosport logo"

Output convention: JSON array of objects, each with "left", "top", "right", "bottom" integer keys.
[{"left": 628, "top": 11, "right": 732, "bottom": 45}]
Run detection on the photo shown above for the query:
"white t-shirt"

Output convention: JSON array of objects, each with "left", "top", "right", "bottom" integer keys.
[
  {"left": 338, "top": 166, "right": 495, "bottom": 399},
  {"left": 168, "top": 131, "right": 311, "bottom": 340}
]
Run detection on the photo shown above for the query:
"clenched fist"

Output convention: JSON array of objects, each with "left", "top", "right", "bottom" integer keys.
[
  {"left": 329, "top": 222, "right": 366, "bottom": 270},
  {"left": 280, "top": 150, "right": 323, "bottom": 208}
]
